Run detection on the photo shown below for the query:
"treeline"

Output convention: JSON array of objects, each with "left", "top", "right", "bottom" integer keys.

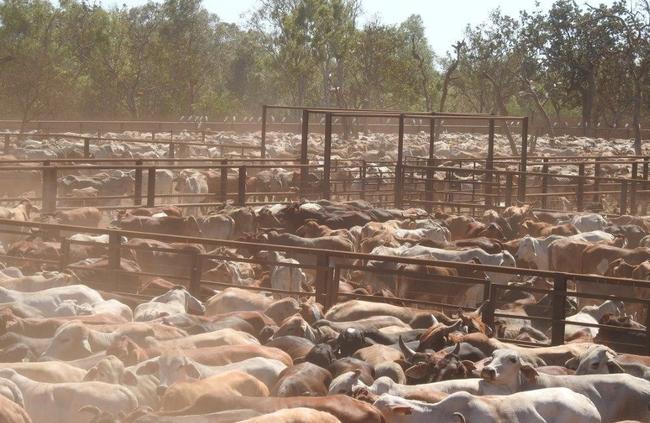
[{"left": 0, "top": 0, "right": 648, "bottom": 148}]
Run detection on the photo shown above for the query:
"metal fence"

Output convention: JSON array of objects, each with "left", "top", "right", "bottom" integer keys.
[{"left": 0, "top": 218, "right": 648, "bottom": 353}]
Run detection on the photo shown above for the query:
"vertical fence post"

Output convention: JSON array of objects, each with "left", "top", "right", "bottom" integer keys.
[
  {"left": 323, "top": 113, "right": 333, "bottom": 200},
  {"left": 238, "top": 166, "right": 247, "bottom": 206},
  {"left": 551, "top": 274, "right": 567, "bottom": 346},
  {"left": 593, "top": 157, "right": 602, "bottom": 203},
  {"left": 134, "top": 160, "right": 143, "bottom": 206},
  {"left": 83, "top": 138, "right": 90, "bottom": 158},
  {"left": 645, "top": 302, "right": 650, "bottom": 354},
  {"left": 620, "top": 180, "right": 628, "bottom": 215},
  {"left": 168, "top": 142, "right": 175, "bottom": 159},
  {"left": 518, "top": 117, "right": 529, "bottom": 202},
  {"left": 189, "top": 253, "right": 203, "bottom": 297},
  {"left": 395, "top": 114, "right": 405, "bottom": 208},
  {"left": 220, "top": 160, "right": 228, "bottom": 203},
  {"left": 505, "top": 173, "right": 513, "bottom": 207},
  {"left": 485, "top": 118, "right": 495, "bottom": 208},
  {"left": 260, "top": 105, "right": 267, "bottom": 159},
  {"left": 300, "top": 110, "right": 310, "bottom": 194},
  {"left": 541, "top": 158, "right": 549, "bottom": 209},
  {"left": 425, "top": 158, "right": 436, "bottom": 212},
  {"left": 429, "top": 115, "right": 436, "bottom": 159},
  {"left": 484, "top": 281, "right": 496, "bottom": 331},
  {"left": 107, "top": 231, "right": 121, "bottom": 289},
  {"left": 315, "top": 253, "right": 330, "bottom": 306},
  {"left": 360, "top": 160, "right": 366, "bottom": 200},
  {"left": 576, "top": 164, "right": 585, "bottom": 212},
  {"left": 59, "top": 238, "right": 70, "bottom": 272},
  {"left": 146, "top": 167, "right": 156, "bottom": 207},
  {"left": 641, "top": 157, "right": 650, "bottom": 216},
  {"left": 631, "top": 162, "right": 639, "bottom": 215},
  {"left": 3, "top": 134, "right": 10, "bottom": 154},
  {"left": 41, "top": 162, "right": 58, "bottom": 214}
]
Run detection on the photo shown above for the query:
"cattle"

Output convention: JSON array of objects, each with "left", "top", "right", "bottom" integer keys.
[
  {"left": 237, "top": 408, "right": 342, "bottom": 423},
  {"left": 134, "top": 287, "right": 205, "bottom": 321},
  {"left": 83, "top": 355, "right": 160, "bottom": 409},
  {"left": 50, "top": 207, "right": 102, "bottom": 228},
  {"left": 0, "top": 285, "right": 105, "bottom": 318},
  {"left": 372, "top": 389, "right": 601, "bottom": 423},
  {"left": 0, "top": 394, "right": 31, "bottom": 423},
  {"left": 481, "top": 349, "right": 650, "bottom": 422},
  {"left": 162, "top": 394, "right": 385, "bottom": 423},
  {"left": 113, "top": 215, "right": 203, "bottom": 237},
  {"left": 158, "top": 370, "right": 270, "bottom": 412},
  {"left": 568, "top": 345, "right": 650, "bottom": 381},
  {"left": 134, "top": 352, "right": 287, "bottom": 393},
  {"left": 0, "top": 368, "right": 138, "bottom": 423}
]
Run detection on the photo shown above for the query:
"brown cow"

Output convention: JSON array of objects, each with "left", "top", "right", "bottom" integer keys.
[{"left": 162, "top": 394, "right": 384, "bottom": 423}]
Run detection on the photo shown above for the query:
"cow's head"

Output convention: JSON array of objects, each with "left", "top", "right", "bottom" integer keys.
[
  {"left": 41, "top": 322, "right": 95, "bottom": 360},
  {"left": 571, "top": 346, "right": 624, "bottom": 375},
  {"left": 481, "top": 349, "right": 541, "bottom": 388}
]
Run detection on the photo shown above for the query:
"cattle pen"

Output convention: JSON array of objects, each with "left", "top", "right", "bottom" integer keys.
[{"left": 2, "top": 107, "right": 650, "bottom": 355}]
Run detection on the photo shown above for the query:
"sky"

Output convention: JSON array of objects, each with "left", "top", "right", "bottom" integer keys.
[{"left": 100, "top": 0, "right": 611, "bottom": 55}]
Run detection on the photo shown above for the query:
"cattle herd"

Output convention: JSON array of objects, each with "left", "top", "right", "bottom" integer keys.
[{"left": 0, "top": 129, "right": 650, "bottom": 422}]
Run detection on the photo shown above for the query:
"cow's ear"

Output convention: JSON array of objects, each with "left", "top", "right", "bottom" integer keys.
[
  {"left": 121, "top": 371, "right": 138, "bottom": 386},
  {"left": 83, "top": 367, "right": 98, "bottom": 381},
  {"left": 404, "top": 363, "right": 429, "bottom": 381},
  {"left": 565, "top": 357, "right": 579, "bottom": 370},
  {"left": 136, "top": 360, "right": 159, "bottom": 375},
  {"left": 183, "top": 363, "right": 201, "bottom": 379},
  {"left": 606, "top": 359, "right": 626, "bottom": 374},
  {"left": 461, "top": 360, "right": 476, "bottom": 372},
  {"left": 391, "top": 406, "right": 413, "bottom": 415},
  {"left": 520, "top": 364, "right": 539, "bottom": 380}
]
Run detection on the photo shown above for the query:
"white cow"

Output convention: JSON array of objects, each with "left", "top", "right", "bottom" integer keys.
[
  {"left": 0, "top": 285, "right": 104, "bottom": 317},
  {"left": 133, "top": 353, "right": 286, "bottom": 392},
  {"left": 134, "top": 287, "right": 205, "bottom": 322},
  {"left": 0, "top": 368, "right": 138, "bottom": 423},
  {"left": 561, "top": 213, "right": 608, "bottom": 232},
  {"left": 517, "top": 230, "right": 614, "bottom": 271},
  {"left": 481, "top": 349, "right": 650, "bottom": 423},
  {"left": 372, "top": 389, "right": 600, "bottom": 423},
  {"left": 564, "top": 300, "right": 623, "bottom": 339},
  {"left": 257, "top": 251, "right": 306, "bottom": 298}
]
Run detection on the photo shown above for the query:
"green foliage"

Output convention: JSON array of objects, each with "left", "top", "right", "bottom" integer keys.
[{"left": 0, "top": 0, "right": 648, "bottom": 127}]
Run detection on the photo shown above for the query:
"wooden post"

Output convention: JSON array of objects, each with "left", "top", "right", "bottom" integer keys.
[
  {"left": 541, "top": 158, "right": 549, "bottom": 209},
  {"left": 576, "top": 164, "right": 585, "bottom": 212},
  {"left": 551, "top": 274, "right": 567, "bottom": 346},
  {"left": 83, "top": 138, "right": 90, "bottom": 158},
  {"left": 134, "top": 160, "right": 143, "bottom": 206},
  {"left": 146, "top": 167, "right": 156, "bottom": 207},
  {"left": 41, "top": 162, "right": 58, "bottom": 214},
  {"left": 395, "top": 114, "right": 404, "bottom": 208},
  {"left": 323, "top": 113, "right": 332, "bottom": 200},
  {"left": 238, "top": 166, "right": 247, "bottom": 206},
  {"left": 645, "top": 302, "right": 650, "bottom": 354},
  {"left": 260, "top": 105, "right": 267, "bottom": 159},
  {"left": 518, "top": 117, "right": 529, "bottom": 202},
  {"left": 485, "top": 118, "right": 495, "bottom": 208},
  {"left": 620, "top": 180, "right": 628, "bottom": 215},
  {"left": 644, "top": 158, "right": 650, "bottom": 215},
  {"left": 327, "top": 267, "right": 340, "bottom": 311},
  {"left": 220, "top": 160, "right": 228, "bottom": 203},
  {"left": 189, "top": 252, "right": 203, "bottom": 296},
  {"left": 3, "top": 134, "right": 9, "bottom": 154},
  {"left": 168, "top": 142, "right": 175, "bottom": 159}
]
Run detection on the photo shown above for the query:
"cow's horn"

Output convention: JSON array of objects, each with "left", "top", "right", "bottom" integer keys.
[{"left": 398, "top": 336, "right": 416, "bottom": 361}]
